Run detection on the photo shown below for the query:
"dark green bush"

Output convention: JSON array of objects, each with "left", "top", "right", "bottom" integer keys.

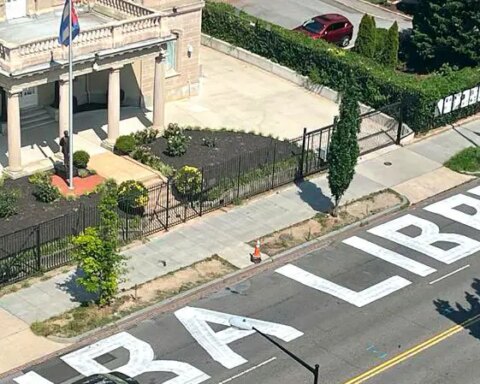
[
  {"left": 73, "top": 150, "right": 90, "bottom": 169},
  {"left": 0, "top": 188, "right": 19, "bottom": 218},
  {"left": 165, "top": 129, "right": 190, "bottom": 157},
  {"left": 202, "top": 2, "right": 480, "bottom": 133},
  {"left": 29, "top": 172, "right": 61, "bottom": 203},
  {"left": 355, "top": 14, "right": 376, "bottom": 59},
  {"left": 115, "top": 135, "right": 136, "bottom": 155}
]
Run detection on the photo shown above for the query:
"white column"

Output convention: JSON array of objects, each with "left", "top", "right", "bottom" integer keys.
[
  {"left": 152, "top": 50, "right": 166, "bottom": 131},
  {"left": 6, "top": 91, "right": 21, "bottom": 172},
  {"left": 107, "top": 67, "right": 121, "bottom": 143},
  {"left": 58, "top": 80, "right": 69, "bottom": 138}
]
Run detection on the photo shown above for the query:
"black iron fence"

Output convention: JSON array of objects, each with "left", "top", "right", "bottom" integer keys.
[{"left": 0, "top": 102, "right": 407, "bottom": 286}]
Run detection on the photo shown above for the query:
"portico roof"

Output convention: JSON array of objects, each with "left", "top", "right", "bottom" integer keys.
[{"left": 0, "top": 7, "right": 115, "bottom": 44}]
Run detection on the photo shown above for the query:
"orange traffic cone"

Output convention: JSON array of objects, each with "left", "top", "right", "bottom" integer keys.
[{"left": 251, "top": 239, "right": 262, "bottom": 264}]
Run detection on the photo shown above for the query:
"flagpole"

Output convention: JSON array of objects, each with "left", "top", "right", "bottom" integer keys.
[{"left": 68, "top": 0, "right": 74, "bottom": 190}]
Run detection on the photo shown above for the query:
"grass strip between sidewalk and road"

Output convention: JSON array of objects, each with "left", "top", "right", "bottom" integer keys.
[
  {"left": 444, "top": 147, "right": 480, "bottom": 174},
  {"left": 250, "top": 189, "right": 405, "bottom": 256},
  {"left": 31, "top": 255, "right": 237, "bottom": 338}
]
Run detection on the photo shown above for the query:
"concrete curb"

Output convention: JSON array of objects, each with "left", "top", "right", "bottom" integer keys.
[
  {"left": 0, "top": 191, "right": 410, "bottom": 379},
  {"left": 44, "top": 190, "right": 409, "bottom": 344},
  {"left": 331, "top": 0, "right": 413, "bottom": 21}
]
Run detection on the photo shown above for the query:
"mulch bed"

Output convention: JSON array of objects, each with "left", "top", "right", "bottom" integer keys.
[
  {"left": 148, "top": 130, "right": 300, "bottom": 171},
  {"left": 0, "top": 177, "right": 100, "bottom": 237}
]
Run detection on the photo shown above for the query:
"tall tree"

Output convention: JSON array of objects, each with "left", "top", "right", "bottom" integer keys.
[
  {"left": 354, "top": 14, "right": 376, "bottom": 59},
  {"left": 411, "top": 0, "right": 480, "bottom": 70},
  {"left": 378, "top": 22, "right": 399, "bottom": 69},
  {"left": 327, "top": 90, "right": 360, "bottom": 215},
  {"left": 73, "top": 180, "right": 125, "bottom": 306}
]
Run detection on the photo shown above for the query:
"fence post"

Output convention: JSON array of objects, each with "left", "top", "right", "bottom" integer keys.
[
  {"left": 165, "top": 181, "right": 170, "bottom": 230},
  {"left": 200, "top": 168, "right": 204, "bottom": 216},
  {"left": 299, "top": 127, "right": 307, "bottom": 178},
  {"left": 125, "top": 212, "right": 129, "bottom": 242},
  {"left": 236, "top": 155, "right": 242, "bottom": 200},
  {"left": 36, "top": 226, "right": 41, "bottom": 272},
  {"left": 396, "top": 103, "right": 403, "bottom": 145},
  {"left": 271, "top": 142, "right": 277, "bottom": 189}
]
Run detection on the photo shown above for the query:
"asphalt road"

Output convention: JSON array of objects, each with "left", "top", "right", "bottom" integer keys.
[
  {"left": 227, "top": 0, "right": 412, "bottom": 44},
  {"left": 4, "top": 180, "right": 480, "bottom": 384}
]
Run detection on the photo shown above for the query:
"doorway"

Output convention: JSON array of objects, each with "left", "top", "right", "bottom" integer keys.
[
  {"left": 19, "top": 87, "right": 38, "bottom": 108},
  {"left": 5, "top": 0, "right": 27, "bottom": 20}
]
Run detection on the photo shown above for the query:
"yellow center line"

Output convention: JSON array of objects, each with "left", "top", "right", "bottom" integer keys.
[{"left": 344, "top": 313, "right": 480, "bottom": 384}]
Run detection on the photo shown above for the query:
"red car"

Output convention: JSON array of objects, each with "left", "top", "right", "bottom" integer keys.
[{"left": 294, "top": 14, "right": 354, "bottom": 47}]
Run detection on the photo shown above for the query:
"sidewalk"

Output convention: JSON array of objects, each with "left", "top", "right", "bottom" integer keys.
[{"left": 0, "top": 119, "right": 478, "bottom": 373}]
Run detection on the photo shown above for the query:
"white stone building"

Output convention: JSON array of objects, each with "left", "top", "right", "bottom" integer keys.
[{"left": 0, "top": 0, "right": 203, "bottom": 174}]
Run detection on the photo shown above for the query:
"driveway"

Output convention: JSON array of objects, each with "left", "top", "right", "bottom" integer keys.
[{"left": 225, "top": 0, "right": 412, "bottom": 45}]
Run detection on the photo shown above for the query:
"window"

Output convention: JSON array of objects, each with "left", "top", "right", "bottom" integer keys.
[
  {"left": 302, "top": 19, "right": 325, "bottom": 34},
  {"left": 165, "top": 40, "right": 177, "bottom": 72},
  {"left": 328, "top": 23, "right": 345, "bottom": 31}
]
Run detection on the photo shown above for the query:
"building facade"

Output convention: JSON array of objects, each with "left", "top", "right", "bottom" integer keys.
[{"left": 0, "top": 0, "right": 203, "bottom": 174}]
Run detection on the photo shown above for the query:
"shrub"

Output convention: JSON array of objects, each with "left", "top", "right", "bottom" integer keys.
[
  {"left": 202, "top": 2, "right": 480, "bottom": 133},
  {"left": 0, "top": 188, "right": 19, "bottom": 218},
  {"left": 78, "top": 169, "right": 90, "bottom": 178},
  {"left": 174, "top": 166, "right": 202, "bottom": 197},
  {"left": 73, "top": 150, "right": 90, "bottom": 169},
  {"left": 355, "top": 14, "right": 376, "bottom": 59},
  {"left": 132, "top": 128, "right": 159, "bottom": 145},
  {"left": 29, "top": 172, "right": 61, "bottom": 203},
  {"left": 130, "top": 146, "right": 175, "bottom": 177},
  {"left": 164, "top": 123, "right": 182, "bottom": 139},
  {"left": 118, "top": 180, "right": 149, "bottom": 212},
  {"left": 165, "top": 129, "right": 190, "bottom": 157},
  {"left": 377, "top": 22, "right": 399, "bottom": 69},
  {"left": 202, "top": 137, "right": 217, "bottom": 148},
  {"left": 114, "top": 135, "right": 136, "bottom": 155}
]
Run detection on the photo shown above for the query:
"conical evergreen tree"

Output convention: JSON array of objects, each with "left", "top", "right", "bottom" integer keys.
[
  {"left": 354, "top": 14, "right": 376, "bottom": 59},
  {"left": 412, "top": 0, "right": 480, "bottom": 70},
  {"left": 379, "top": 21, "right": 399, "bottom": 68},
  {"left": 327, "top": 90, "right": 360, "bottom": 215}
]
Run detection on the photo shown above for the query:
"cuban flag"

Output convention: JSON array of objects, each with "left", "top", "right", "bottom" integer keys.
[{"left": 58, "top": 0, "right": 80, "bottom": 46}]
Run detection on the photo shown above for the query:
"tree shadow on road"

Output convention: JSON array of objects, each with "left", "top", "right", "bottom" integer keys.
[{"left": 434, "top": 278, "right": 480, "bottom": 339}]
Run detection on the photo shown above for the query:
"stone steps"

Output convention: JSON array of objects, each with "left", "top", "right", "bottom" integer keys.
[{"left": 20, "top": 106, "right": 55, "bottom": 130}]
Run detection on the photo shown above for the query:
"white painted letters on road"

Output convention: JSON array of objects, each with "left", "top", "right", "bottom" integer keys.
[
  {"left": 275, "top": 264, "right": 411, "bottom": 307},
  {"left": 425, "top": 194, "right": 480, "bottom": 231},
  {"left": 14, "top": 372, "right": 53, "bottom": 384},
  {"left": 174, "top": 306, "right": 303, "bottom": 369},
  {"left": 61, "top": 332, "right": 209, "bottom": 384},
  {"left": 343, "top": 236, "right": 436, "bottom": 277},
  {"left": 368, "top": 214, "right": 480, "bottom": 264}
]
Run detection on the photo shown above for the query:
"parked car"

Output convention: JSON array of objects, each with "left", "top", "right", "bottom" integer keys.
[
  {"left": 72, "top": 372, "right": 139, "bottom": 384},
  {"left": 293, "top": 14, "right": 354, "bottom": 47}
]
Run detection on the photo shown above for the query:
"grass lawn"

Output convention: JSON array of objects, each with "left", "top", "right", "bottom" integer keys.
[{"left": 444, "top": 147, "right": 480, "bottom": 173}]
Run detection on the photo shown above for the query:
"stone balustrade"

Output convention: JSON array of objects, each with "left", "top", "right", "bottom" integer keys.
[
  {"left": 95, "top": 0, "right": 154, "bottom": 16},
  {"left": 1, "top": 13, "right": 163, "bottom": 73}
]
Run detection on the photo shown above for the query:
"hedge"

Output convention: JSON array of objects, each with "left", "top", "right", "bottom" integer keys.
[{"left": 202, "top": 2, "right": 480, "bottom": 133}]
